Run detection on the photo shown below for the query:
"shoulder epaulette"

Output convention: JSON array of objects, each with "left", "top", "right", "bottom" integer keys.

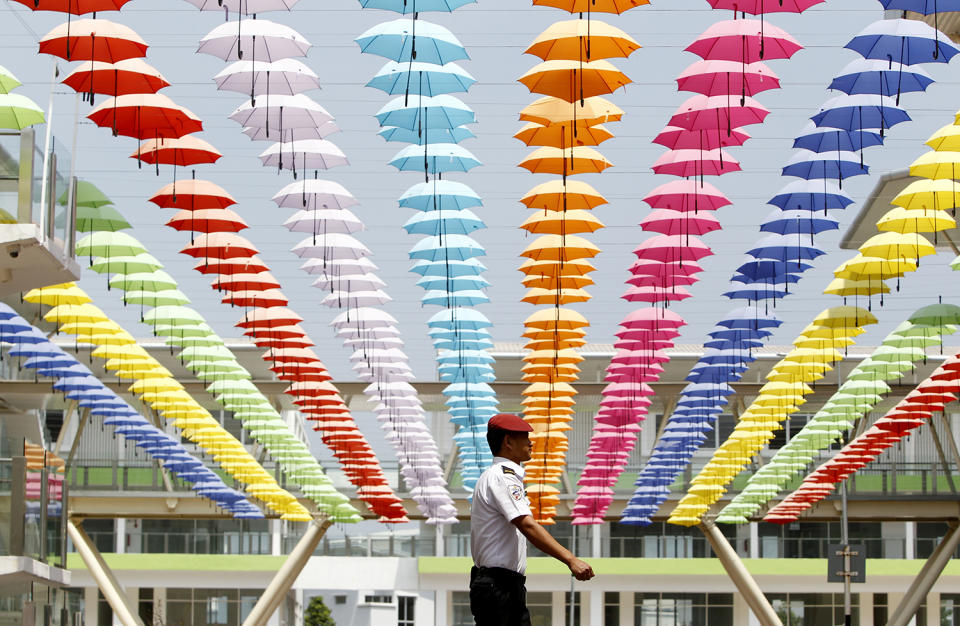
[{"left": 501, "top": 465, "right": 517, "bottom": 477}]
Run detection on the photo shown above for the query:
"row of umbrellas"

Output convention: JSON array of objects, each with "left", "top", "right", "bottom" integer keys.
[
  {"left": 575, "top": 6, "right": 806, "bottom": 526},
  {"left": 0, "top": 64, "right": 45, "bottom": 130},
  {"left": 515, "top": 0, "right": 647, "bottom": 523},
  {"left": 0, "top": 300, "right": 266, "bottom": 518},
  {"left": 708, "top": 304, "right": 960, "bottom": 524},
  {"left": 621, "top": 3, "right": 960, "bottom": 527},
  {"left": 355, "top": 0, "right": 501, "bottom": 496},
  {"left": 185, "top": 1, "right": 455, "bottom": 522}
]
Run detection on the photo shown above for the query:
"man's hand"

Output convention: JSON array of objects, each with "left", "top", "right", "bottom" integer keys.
[{"left": 567, "top": 557, "right": 594, "bottom": 581}]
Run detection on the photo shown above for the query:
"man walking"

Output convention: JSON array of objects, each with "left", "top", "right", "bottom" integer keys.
[{"left": 470, "top": 413, "right": 594, "bottom": 626}]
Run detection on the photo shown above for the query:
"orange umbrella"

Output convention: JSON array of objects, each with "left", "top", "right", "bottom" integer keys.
[
  {"left": 62, "top": 58, "right": 168, "bottom": 96},
  {"left": 167, "top": 208, "right": 247, "bottom": 233},
  {"left": 518, "top": 258, "right": 596, "bottom": 276},
  {"left": 521, "top": 273, "right": 594, "bottom": 289},
  {"left": 522, "top": 326, "right": 586, "bottom": 340},
  {"left": 524, "top": 307, "right": 589, "bottom": 329},
  {"left": 520, "top": 95, "right": 623, "bottom": 125},
  {"left": 134, "top": 136, "right": 222, "bottom": 167},
  {"left": 514, "top": 121, "right": 614, "bottom": 147},
  {"left": 39, "top": 19, "right": 147, "bottom": 62},
  {"left": 520, "top": 234, "right": 602, "bottom": 260},
  {"left": 520, "top": 209, "right": 604, "bottom": 234},
  {"left": 518, "top": 146, "right": 612, "bottom": 175},
  {"left": 88, "top": 94, "right": 202, "bottom": 139},
  {"left": 525, "top": 19, "right": 640, "bottom": 61},
  {"left": 520, "top": 180, "right": 607, "bottom": 211},
  {"left": 533, "top": 0, "right": 649, "bottom": 14},
  {"left": 525, "top": 336, "right": 587, "bottom": 350},
  {"left": 522, "top": 288, "right": 591, "bottom": 305},
  {"left": 149, "top": 179, "right": 236, "bottom": 210},
  {"left": 518, "top": 60, "right": 631, "bottom": 103}
]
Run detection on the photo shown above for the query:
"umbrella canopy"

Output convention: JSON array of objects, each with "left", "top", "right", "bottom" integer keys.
[
  {"left": 846, "top": 18, "right": 959, "bottom": 65},
  {"left": 134, "top": 136, "right": 222, "bottom": 167},
  {"left": 676, "top": 60, "right": 780, "bottom": 97},
  {"left": 62, "top": 58, "right": 169, "bottom": 96},
  {"left": 355, "top": 19, "right": 469, "bottom": 64},
  {"left": 198, "top": 19, "right": 311, "bottom": 62},
  {"left": 685, "top": 19, "right": 803, "bottom": 62},
  {"left": 367, "top": 61, "right": 475, "bottom": 96},
  {"left": 39, "top": 19, "right": 148, "bottom": 62},
  {"left": 0, "top": 94, "right": 45, "bottom": 130},
  {"left": 214, "top": 58, "right": 320, "bottom": 96},
  {"left": 149, "top": 179, "right": 236, "bottom": 210},
  {"left": 88, "top": 94, "right": 203, "bottom": 139},
  {"left": 525, "top": 19, "right": 640, "bottom": 61},
  {"left": 259, "top": 140, "right": 349, "bottom": 171},
  {"left": 518, "top": 59, "right": 631, "bottom": 103}
]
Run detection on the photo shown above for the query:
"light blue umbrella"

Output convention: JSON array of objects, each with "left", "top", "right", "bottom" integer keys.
[
  {"left": 356, "top": 19, "right": 469, "bottom": 64},
  {"left": 358, "top": 0, "right": 476, "bottom": 13},
  {"left": 846, "top": 18, "right": 958, "bottom": 65},
  {"left": 434, "top": 337, "right": 494, "bottom": 350},
  {"left": 389, "top": 143, "right": 481, "bottom": 173},
  {"left": 416, "top": 274, "right": 490, "bottom": 290},
  {"left": 378, "top": 124, "right": 475, "bottom": 144},
  {"left": 404, "top": 208, "right": 484, "bottom": 235},
  {"left": 422, "top": 289, "right": 490, "bottom": 306},
  {"left": 427, "top": 308, "right": 492, "bottom": 329},
  {"left": 399, "top": 180, "right": 481, "bottom": 211},
  {"left": 367, "top": 61, "right": 475, "bottom": 94},
  {"left": 375, "top": 94, "right": 475, "bottom": 130},
  {"left": 409, "top": 234, "right": 485, "bottom": 260}
]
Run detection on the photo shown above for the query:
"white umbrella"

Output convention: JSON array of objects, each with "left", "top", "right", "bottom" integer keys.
[
  {"left": 242, "top": 122, "right": 338, "bottom": 141},
  {"left": 320, "top": 290, "right": 392, "bottom": 307},
  {"left": 342, "top": 336, "right": 404, "bottom": 349},
  {"left": 334, "top": 325, "right": 400, "bottom": 339},
  {"left": 229, "top": 94, "right": 332, "bottom": 140},
  {"left": 301, "top": 256, "right": 378, "bottom": 275},
  {"left": 214, "top": 58, "right": 319, "bottom": 96},
  {"left": 351, "top": 347, "right": 408, "bottom": 362},
  {"left": 284, "top": 208, "right": 365, "bottom": 235},
  {"left": 331, "top": 307, "right": 398, "bottom": 329},
  {"left": 198, "top": 19, "right": 310, "bottom": 62},
  {"left": 259, "top": 139, "right": 349, "bottom": 171},
  {"left": 274, "top": 178, "right": 357, "bottom": 210},
  {"left": 291, "top": 233, "right": 370, "bottom": 259},
  {"left": 184, "top": 0, "right": 301, "bottom": 12},
  {"left": 312, "top": 272, "right": 385, "bottom": 291}
]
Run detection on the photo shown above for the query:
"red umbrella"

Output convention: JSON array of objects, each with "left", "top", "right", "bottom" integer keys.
[
  {"left": 62, "top": 58, "right": 168, "bottom": 96},
  {"left": 669, "top": 95, "right": 769, "bottom": 132},
  {"left": 221, "top": 289, "right": 289, "bottom": 308},
  {"left": 263, "top": 347, "right": 320, "bottom": 364},
  {"left": 642, "top": 180, "right": 731, "bottom": 212},
  {"left": 652, "top": 148, "right": 741, "bottom": 177},
  {"left": 250, "top": 324, "right": 308, "bottom": 340},
  {"left": 653, "top": 125, "right": 750, "bottom": 150},
  {"left": 39, "top": 19, "right": 147, "bottom": 62},
  {"left": 88, "top": 94, "right": 202, "bottom": 139},
  {"left": 193, "top": 256, "right": 268, "bottom": 275},
  {"left": 167, "top": 208, "right": 247, "bottom": 234},
  {"left": 677, "top": 59, "right": 780, "bottom": 97},
  {"left": 211, "top": 272, "right": 281, "bottom": 292},
  {"left": 180, "top": 233, "right": 258, "bottom": 259},
  {"left": 287, "top": 381, "right": 339, "bottom": 397},
  {"left": 149, "top": 179, "right": 236, "bottom": 210},
  {"left": 252, "top": 334, "right": 313, "bottom": 349},
  {"left": 639, "top": 209, "right": 722, "bottom": 236},
  {"left": 685, "top": 19, "right": 803, "bottom": 63},
  {"left": 236, "top": 307, "right": 304, "bottom": 329},
  {"left": 134, "top": 136, "right": 222, "bottom": 166},
  {"left": 13, "top": 0, "right": 130, "bottom": 11}
]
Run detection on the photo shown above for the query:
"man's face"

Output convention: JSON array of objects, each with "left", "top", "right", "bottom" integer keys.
[{"left": 506, "top": 432, "right": 533, "bottom": 463}]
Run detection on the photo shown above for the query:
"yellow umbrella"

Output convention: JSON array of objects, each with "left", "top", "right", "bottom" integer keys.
[
  {"left": 823, "top": 277, "right": 890, "bottom": 297},
  {"left": 792, "top": 335, "right": 856, "bottom": 349},
  {"left": 892, "top": 179, "right": 960, "bottom": 212},
  {"left": 926, "top": 123, "right": 960, "bottom": 151},
  {"left": 519, "top": 59, "right": 631, "bottom": 103},
  {"left": 59, "top": 320, "right": 123, "bottom": 335},
  {"left": 520, "top": 209, "right": 605, "bottom": 234},
  {"left": 77, "top": 332, "right": 138, "bottom": 346},
  {"left": 129, "top": 378, "right": 183, "bottom": 393},
  {"left": 520, "top": 234, "right": 602, "bottom": 261},
  {"left": 518, "top": 146, "right": 613, "bottom": 175},
  {"left": 525, "top": 19, "right": 640, "bottom": 61},
  {"left": 522, "top": 287, "right": 591, "bottom": 305},
  {"left": 876, "top": 206, "right": 955, "bottom": 234},
  {"left": 514, "top": 121, "right": 614, "bottom": 148},
  {"left": 801, "top": 322, "right": 865, "bottom": 339},
  {"left": 91, "top": 344, "right": 151, "bottom": 360},
  {"left": 782, "top": 347, "right": 842, "bottom": 363},
  {"left": 908, "top": 151, "right": 960, "bottom": 180},
  {"left": 45, "top": 303, "right": 109, "bottom": 324},
  {"left": 520, "top": 179, "right": 608, "bottom": 211},
  {"left": 23, "top": 283, "right": 91, "bottom": 305},
  {"left": 758, "top": 381, "right": 813, "bottom": 395},
  {"left": 812, "top": 306, "right": 876, "bottom": 328},
  {"left": 858, "top": 231, "right": 936, "bottom": 260},
  {"left": 834, "top": 255, "right": 917, "bottom": 280},
  {"left": 520, "top": 95, "right": 624, "bottom": 125}
]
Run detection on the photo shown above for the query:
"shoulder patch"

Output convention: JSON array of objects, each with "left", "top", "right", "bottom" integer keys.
[
  {"left": 501, "top": 466, "right": 517, "bottom": 477},
  {"left": 509, "top": 484, "right": 524, "bottom": 502}
]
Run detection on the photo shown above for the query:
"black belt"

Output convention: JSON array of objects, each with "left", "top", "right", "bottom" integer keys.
[{"left": 471, "top": 565, "right": 526, "bottom": 584}]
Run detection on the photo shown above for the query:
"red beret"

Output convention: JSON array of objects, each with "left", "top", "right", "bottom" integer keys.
[{"left": 487, "top": 413, "right": 533, "bottom": 433}]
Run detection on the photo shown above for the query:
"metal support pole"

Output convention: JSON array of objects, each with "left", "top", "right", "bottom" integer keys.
[
  {"left": 699, "top": 520, "right": 783, "bottom": 626},
  {"left": 841, "top": 483, "right": 851, "bottom": 626},
  {"left": 886, "top": 522, "right": 960, "bottom": 626},
  {"left": 242, "top": 517, "right": 332, "bottom": 626},
  {"left": 66, "top": 520, "right": 144, "bottom": 626}
]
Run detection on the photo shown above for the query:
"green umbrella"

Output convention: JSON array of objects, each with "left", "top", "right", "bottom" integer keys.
[
  {"left": 869, "top": 345, "right": 925, "bottom": 362},
  {"left": 838, "top": 379, "right": 891, "bottom": 395},
  {"left": 75, "top": 205, "right": 131, "bottom": 233},
  {"left": 910, "top": 303, "right": 960, "bottom": 327},
  {"left": 207, "top": 379, "right": 258, "bottom": 394},
  {"left": 76, "top": 231, "right": 147, "bottom": 258},
  {"left": 153, "top": 323, "right": 215, "bottom": 339},
  {"left": 883, "top": 334, "right": 942, "bottom": 349},
  {"left": 90, "top": 253, "right": 163, "bottom": 274},
  {"left": 0, "top": 93, "right": 44, "bottom": 130},
  {"left": 143, "top": 305, "right": 206, "bottom": 326},
  {"left": 122, "top": 289, "right": 191, "bottom": 306},
  {"left": 180, "top": 344, "right": 237, "bottom": 362},
  {"left": 194, "top": 369, "right": 251, "bottom": 381},
  {"left": 109, "top": 269, "right": 178, "bottom": 292},
  {"left": 59, "top": 181, "right": 112, "bottom": 209},
  {"left": 0, "top": 65, "right": 22, "bottom": 94}
]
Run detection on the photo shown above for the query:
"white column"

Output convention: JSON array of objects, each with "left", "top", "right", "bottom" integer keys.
[
  {"left": 592, "top": 524, "right": 602, "bottom": 558},
  {"left": 749, "top": 523, "right": 760, "bottom": 559},
  {"left": 153, "top": 587, "right": 166, "bottom": 626},
  {"left": 551, "top": 591, "right": 564, "bottom": 625},
  {"left": 417, "top": 591, "right": 436, "bottom": 626},
  {"left": 435, "top": 524, "right": 445, "bottom": 557},
  {"left": 84, "top": 587, "right": 98, "bottom": 624},
  {"left": 906, "top": 522, "right": 916, "bottom": 560},
  {"left": 619, "top": 591, "right": 632, "bottom": 626},
  {"left": 270, "top": 520, "right": 282, "bottom": 556},
  {"left": 68, "top": 521, "right": 143, "bottom": 626},
  {"left": 588, "top": 590, "right": 603, "bottom": 626},
  {"left": 434, "top": 589, "right": 449, "bottom": 626},
  {"left": 115, "top": 518, "right": 126, "bottom": 554},
  {"left": 860, "top": 593, "right": 874, "bottom": 626},
  {"left": 926, "top": 593, "right": 940, "bottom": 626}
]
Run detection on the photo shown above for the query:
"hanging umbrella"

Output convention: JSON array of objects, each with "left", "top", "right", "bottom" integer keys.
[
  {"left": 406, "top": 208, "right": 485, "bottom": 235},
  {"left": 639, "top": 210, "right": 721, "bottom": 236},
  {"left": 62, "top": 58, "right": 169, "bottom": 96},
  {"left": 76, "top": 231, "right": 146, "bottom": 257},
  {"left": 242, "top": 122, "right": 339, "bottom": 141},
  {"left": 223, "top": 290, "right": 289, "bottom": 308},
  {"left": 39, "top": 19, "right": 147, "bottom": 62},
  {"left": 355, "top": 19, "right": 469, "bottom": 64},
  {"left": 654, "top": 125, "right": 749, "bottom": 150},
  {"left": 760, "top": 209, "right": 839, "bottom": 235},
  {"left": 747, "top": 234, "right": 825, "bottom": 261},
  {"left": 375, "top": 94, "right": 475, "bottom": 130},
  {"left": 198, "top": 19, "right": 311, "bottom": 62},
  {"left": 677, "top": 59, "right": 779, "bottom": 97},
  {"left": 685, "top": 19, "right": 803, "bottom": 62},
  {"left": 520, "top": 95, "right": 623, "bottom": 126},
  {"left": 182, "top": 0, "right": 301, "bottom": 11},
  {"left": 0, "top": 66, "right": 20, "bottom": 94},
  {"left": 651, "top": 149, "right": 740, "bottom": 177},
  {"left": 516, "top": 121, "right": 614, "bottom": 148},
  {"left": 518, "top": 146, "right": 612, "bottom": 174},
  {"left": 273, "top": 178, "right": 357, "bottom": 210},
  {"left": 212, "top": 272, "right": 282, "bottom": 292},
  {"left": 521, "top": 179, "right": 607, "bottom": 211},
  {"left": 782, "top": 150, "right": 870, "bottom": 181},
  {"left": 284, "top": 208, "right": 364, "bottom": 234},
  {"left": 642, "top": 180, "right": 730, "bottom": 212},
  {"left": 229, "top": 94, "right": 333, "bottom": 133},
  {"left": 180, "top": 233, "right": 259, "bottom": 259},
  {"left": 768, "top": 179, "right": 852, "bottom": 212},
  {"left": 89, "top": 253, "right": 163, "bottom": 274},
  {"left": 877, "top": 207, "right": 954, "bottom": 233},
  {"left": 366, "top": 61, "right": 475, "bottom": 96},
  {"left": 389, "top": 143, "right": 481, "bottom": 173},
  {"left": 194, "top": 256, "right": 269, "bottom": 275},
  {"left": 214, "top": 58, "right": 320, "bottom": 96},
  {"left": 518, "top": 59, "right": 631, "bottom": 103},
  {"left": 134, "top": 136, "right": 222, "bottom": 167},
  {"left": 892, "top": 178, "right": 960, "bottom": 211},
  {"left": 670, "top": 94, "right": 769, "bottom": 131},
  {"left": 706, "top": 0, "right": 823, "bottom": 13},
  {"left": 0, "top": 94, "right": 45, "bottom": 130},
  {"left": 846, "top": 18, "right": 959, "bottom": 65},
  {"left": 358, "top": 0, "right": 474, "bottom": 11},
  {"left": 149, "top": 179, "right": 236, "bottom": 210},
  {"left": 61, "top": 180, "right": 112, "bottom": 208},
  {"left": 811, "top": 94, "right": 910, "bottom": 134},
  {"left": 633, "top": 235, "right": 713, "bottom": 262},
  {"left": 525, "top": 19, "right": 640, "bottom": 61},
  {"left": 291, "top": 233, "right": 370, "bottom": 259},
  {"left": 792, "top": 122, "right": 883, "bottom": 153},
  {"left": 909, "top": 151, "right": 960, "bottom": 180},
  {"left": 88, "top": 94, "right": 203, "bottom": 139},
  {"left": 829, "top": 58, "right": 933, "bottom": 100},
  {"left": 259, "top": 140, "right": 349, "bottom": 171},
  {"left": 378, "top": 125, "right": 475, "bottom": 144}
]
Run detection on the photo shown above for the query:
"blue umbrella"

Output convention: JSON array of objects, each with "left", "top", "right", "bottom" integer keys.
[
  {"left": 378, "top": 124, "right": 475, "bottom": 144},
  {"left": 427, "top": 308, "right": 492, "bottom": 329},
  {"left": 409, "top": 234, "right": 486, "bottom": 261},
  {"left": 10, "top": 344, "right": 65, "bottom": 359},
  {"left": 829, "top": 58, "right": 934, "bottom": 103},
  {"left": 812, "top": 94, "right": 910, "bottom": 134},
  {"left": 724, "top": 281, "right": 789, "bottom": 302},
  {"left": 760, "top": 209, "right": 840, "bottom": 235},
  {"left": 874, "top": 4, "right": 960, "bottom": 60},
  {"left": 735, "top": 259, "right": 813, "bottom": 280},
  {"left": 417, "top": 274, "right": 490, "bottom": 290},
  {"left": 358, "top": 0, "right": 476, "bottom": 13},
  {"left": 375, "top": 94, "right": 475, "bottom": 130},
  {"left": 768, "top": 180, "right": 853, "bottom": 212},
  {"left": 356, "top": 19, "right": 469, "bottom": 65},
  {"left": 399, "top": 180, "right": 482, "bottom": 211},
  {"left": 731, "top": 272, "right": 802, "bottom": 286},
  {"left": 793, "top": 122, "right": 883, "bottom": 153},
  {"left": 411, "top": 258, "right": 487, "bottom": 276},
  {"left": 699, "top": 348, "right": 757, "bottom": 365},
  {"left": 422, "top": 290, "right": 490, "bottom": 306},
  {"left": 404, "top": 209, "right": 484, "bottom": 236},
  {"left": 367, "top": 61, "right": 475, "bottom": 95},
  {"left": 845, "top": 18, "right": 958, "bottom": 65},
  {"left": 708, "top": 327, "right": 774, "bottom": 342},
  {"left": 717, "top": 306, "right": 783, "bottom": 329},
  {"left": 53, "top": 375, "right": 104, "bottom": 392},
  {"left": 434, "top": 337, "right": 494, "bottom": 350},
  {"left": 1, "top": 330, "right": 52, "bottom": 345},
  {"left": 428, "top": 326, "right": 491, "bottom": 340},
  {"left": 747, "top": 234, "right": 826, "bottom": 262},
  {"left": 782, "top": 150, "right": 870, "bottom": 182},
  {"left": 705, "top": 337, "right": 764, "bottom": 349},
  {"left": 389, "top": 143, "right": 481, "bottom": 174}
]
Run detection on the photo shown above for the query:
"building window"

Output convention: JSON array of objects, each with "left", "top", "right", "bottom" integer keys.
[
  {"left": 564, "top": 591, "right": 581, "bottom": 626},
  {"left": 527, "top": 592, "right": 552, "bottom": 626},
  {"left": 398, "top": 596, "right": 415, "bottom": 626},
  {"left": 452, "top": 591, "right": 471, "bottom": 626},
  {"left": 604, "top": 591, "right": 620, "bottom": 626},
  {"left": 363, "top": 594, "right": 393, "bottom": 604},
  {"left": 942, "top": 593, "right": 960, "bottom": 625},
  {"left": 334, "top": 595, "right": 347, "bottom": 605},
  {"left": 164, "top": 588, "right": 261, "bottom": 625},
  {"left": 768, "top": 593, "right": 859, "bottom": 626},
  {"left": 634, "top": 592, "right": 733, "bottom": 625}
]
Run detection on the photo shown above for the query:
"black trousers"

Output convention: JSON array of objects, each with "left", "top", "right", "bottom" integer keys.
[{"left": 469, "top": 566, "right": 532, "bottom": 626}]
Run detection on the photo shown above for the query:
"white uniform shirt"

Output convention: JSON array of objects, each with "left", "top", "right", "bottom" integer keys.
[{"left": 470, "top": 456, "right": 532, "bottom": 574}]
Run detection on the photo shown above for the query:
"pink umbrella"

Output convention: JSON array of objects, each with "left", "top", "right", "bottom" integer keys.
[
  {"left": 619, "top": 307, "right": 686, "bottom": 329},
  {"left": 614, "top": 338, "right": 677, "bottom": 351},
  {"left": 626, "top": 274, "right": 699, "bottom": 289},
  {"left": 629, "top": 259, "right": 705, "bottom": 277},
  {"left": 632, "top": 234, "right": 714, "bottom": 263},
  {"left": 652, "top": 148, "right": 741, "bottom": 177},
  {"left": 622, "top": 285, "right": 692, "bottom": 303},
  {"left": 707, "top": 0, "right": 824, "bottom": 15},
  {"left": 602, "top": 381, "right": 655, "bottom": 397},
  {"left": 638, "top": 209, "right": 722, "bottom": 236},
  {"left": 611, "top": 349, "right": 671, "bottom": 365},
  {"left": 615, "top": 327, "right": 681, "bottom": 341},
  {"left": 669, "top": 95, "right": 769, "bottom": 132},
  {"left": 654, "top": 125, "right": 750, "bottom": 150},
  {"left": 677, "top": 59, "right": 780, "bottom": 97},
  {"left": 685, "top": 19, "right": 803, "bottom": 62},
  {"left": 642, "top": 180, "right": 731, "bottom": 212}
]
